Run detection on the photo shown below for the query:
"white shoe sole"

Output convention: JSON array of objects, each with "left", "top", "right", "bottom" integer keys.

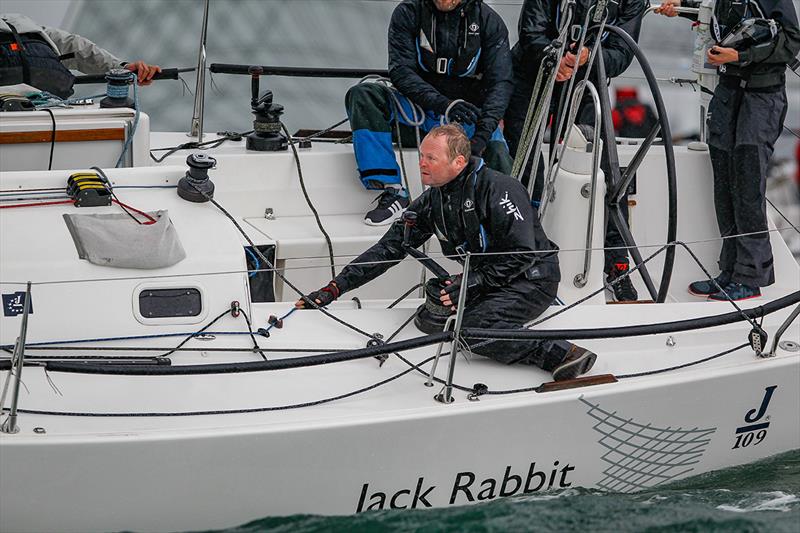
[{"left": 363, "top": 208, "right": 406, "bottom": 226}]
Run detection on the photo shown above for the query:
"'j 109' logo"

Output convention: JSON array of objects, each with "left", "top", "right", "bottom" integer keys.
[{"left": 732, "top": 385, "right": 777, "bottom": 450}]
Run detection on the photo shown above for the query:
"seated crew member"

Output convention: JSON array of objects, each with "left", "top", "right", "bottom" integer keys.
[
  {"left": 504, "top": 0, "right": 646, "bottom": 302},
  {"left": 0, "top": 13, "right": 161, "bottom": 99},
  {"left": 346, "top": 0, "right": 514, "bottom": 226},
  {"left": 297, "top": 125, "right": 597, "bottom": 382},
  {"left": 657, "top": 0, "right": 800, "bottom": 300}
]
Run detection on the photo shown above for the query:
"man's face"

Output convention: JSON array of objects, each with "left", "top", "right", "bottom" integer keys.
[
  {"left": 432, "top": 0, "right": 463, "bottom": 12},
  {"left": 419, "top": 134, "right": 467, "bottom": 187}
]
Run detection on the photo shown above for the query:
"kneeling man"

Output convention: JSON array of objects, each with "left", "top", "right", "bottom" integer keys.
[{"left": 297, "top": 125, "right": 596, "bottom": 381}]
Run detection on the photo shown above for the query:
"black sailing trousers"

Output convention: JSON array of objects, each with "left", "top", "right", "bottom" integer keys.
[
  {"left": 706, "top": 78, "right": 787, "bottom": 287},
  {"left": 461, "top": 278, "right": 575, "bottom": 371}
]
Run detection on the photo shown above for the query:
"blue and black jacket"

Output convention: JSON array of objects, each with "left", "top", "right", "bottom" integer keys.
[{"left": 388, "top": 0, "right": 514, "bottom": 149}]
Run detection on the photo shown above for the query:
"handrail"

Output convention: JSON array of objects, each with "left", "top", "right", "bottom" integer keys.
[
  {"left": 188, "top": 0, "right": 210, "bottom": 141},
  {"left": 572, "top": 80, "right": 603, "bottom": 289},
  {"left": 209, "top": 64, "right": 388, "bottom": 79}
]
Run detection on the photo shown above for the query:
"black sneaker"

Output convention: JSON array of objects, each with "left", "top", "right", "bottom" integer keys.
[
  {"left": 364, "top": 189, "right": 409, "bottom": 226},
  {"left": 708, "top": 282, "right": 761, "bottom": 302},
  {"left": 688, "top": 271, "right": 732, "bottom": 297},
  {"left": 552, "top": 346, "right": 597, "bottom": 381},
  {"left": 606, "top": 262, "right": 638, "bottom": 302}
]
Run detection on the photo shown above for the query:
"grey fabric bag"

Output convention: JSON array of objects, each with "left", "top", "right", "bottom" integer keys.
[{"left": 63, "top": 210, "right": 186, "bottom": 269}]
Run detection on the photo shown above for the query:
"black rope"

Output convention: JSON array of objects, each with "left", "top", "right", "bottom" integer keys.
[
  {"left": 92, "top": 166, "right": 144, "bottom": 225},
  {"left": 43, "top": 108, "right": 56, "bottom": 170},
  {"left": 239, "top": 308, "right": 266, "bottom": 360},
  {"left": 294, "top": 118, "right": 349, "bottom": 141},
  {"left": 616, "top": 343, "right": 749, "bottom": 379},
  {"left": 155, "top": 308, "right": 232, "bottom": 358},
  {"left": 148, "top": 131, "right": 252, "bottom": 163},
  {"left": 281, "top": 121, "right": 336, "bottom": 279},
  {"left": 201, "top": 192, "right": 378, "bottom": 342},
  {"left": 387, "top": 283, "right": 423, "bottom": 309},
  {"left": 16, "top": 356, "right": 437, "bottom": 417},
  {"left": 767, "top": 197, "right": 800, "bottom": 235}
]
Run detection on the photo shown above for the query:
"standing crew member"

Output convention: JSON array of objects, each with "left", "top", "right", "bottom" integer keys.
[
  {"left": 657, "top": 0, "right": 800, "bottom": 300},
  {"left": 297, "top": 125, "right": 597, "bottom": 382},
  {"left": 0, "top": 13, "right": 161, "bottom": 99},
  {"left": 504, "top": 0, "right": 647, "bottom": 302},
  {"left": 346, "top": 0, "right": 514, "bottom": 226}
]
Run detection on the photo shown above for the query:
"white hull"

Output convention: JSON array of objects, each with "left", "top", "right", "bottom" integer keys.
[{"left": 1, "top": 346, "right": 797, "bottom": 533}]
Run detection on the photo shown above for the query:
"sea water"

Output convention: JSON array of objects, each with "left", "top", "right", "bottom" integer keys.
[{"left": 199, "top": 449, "right": 800, "bottom": 533}]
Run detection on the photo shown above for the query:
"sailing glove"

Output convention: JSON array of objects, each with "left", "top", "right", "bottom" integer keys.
[
  {"left": 298, "top": 281, "right": 340, "bottom": 308},
  {"left": 470, "top": 135, "right": 487, "bottom": 156},
  {"left": 447, "top": 101, "right": 480, "bottom": 126},
  {"left": 440, "top": 272, "right": 484, "bottom": 308}
]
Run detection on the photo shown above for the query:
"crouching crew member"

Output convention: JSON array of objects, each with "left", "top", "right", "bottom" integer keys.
[
  {"left": 346, "top": 0, "right": 514, "bottom": 226},
  {"left": 657, "top": 0, "right": 800, "bottom": 301},
  {"left": 297, "top": 125, "right": 597, "bottom": 382},
  {"left": 0, "top": 13, "right": 161, "bottom": 99}
]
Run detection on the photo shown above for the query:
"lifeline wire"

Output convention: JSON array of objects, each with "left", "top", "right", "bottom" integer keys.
[
  {"left": 3, "top": 223, "right": 798, "bottom": 287},
  {"left": 14, "top": 356, "right": 438, "bottom": 418}
]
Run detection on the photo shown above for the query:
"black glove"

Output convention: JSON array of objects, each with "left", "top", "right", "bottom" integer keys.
[
  {"left": 470, "top": 135, "right": 487, "bottom": 157},
  {"left": 448, "top": 101, "right": 480, "bottom": 125},
  {"left": 297, "top": 281, "right": 340, "bottom": 309},
  {"left": 440, "top": 272, "right": 484, "bottom": 309}
]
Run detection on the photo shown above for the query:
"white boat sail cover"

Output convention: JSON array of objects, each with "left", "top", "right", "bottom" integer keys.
[{"left": 63, "top": 210, "right": 186, "bottom": 269}]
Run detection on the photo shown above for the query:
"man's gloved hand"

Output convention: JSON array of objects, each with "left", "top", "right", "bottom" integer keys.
[
  {"left": 295, "top": 281, "right": 340, "bottom": 309},
  {"left": 448, "top": 101, "right": 480, "bottom": 125},
  {"left": 470, "top": 135, "right": 487, "bottom": 157},
  {"left": 439, "top": 272, "right": 484, "bottom": 310}
]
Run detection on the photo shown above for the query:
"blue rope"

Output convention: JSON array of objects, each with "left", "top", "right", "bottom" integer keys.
[
  {"left": 0, "top": 307, "right": 299, "bottom": 350},
  {"left": 245, "top": 247, "right": 260, "bottom": 278},
  {"left": 115, "top": 72, "right": 139, "bottom": 168}
]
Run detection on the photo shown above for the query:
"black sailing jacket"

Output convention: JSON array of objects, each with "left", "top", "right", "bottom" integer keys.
[
  {"left": 334, "top": 158, "right": 560, "bottom": 295},
  {"left": 388, "top": 0, "right": 514, "bottom": 147},
  {"left": 683, "top": 0, "right": 800, "bottom": 87},
  {"left": 511, "top": 0, "right": 647, "bottom": 82}
]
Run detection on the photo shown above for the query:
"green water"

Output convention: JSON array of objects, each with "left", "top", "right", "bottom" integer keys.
[{"left": 203, "top": 450, "right": 800, "bottom": 533}]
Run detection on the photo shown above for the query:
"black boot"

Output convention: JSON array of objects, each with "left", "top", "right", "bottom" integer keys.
[{"left": 552, "top": 345, "right": 597, "bottom": 381}]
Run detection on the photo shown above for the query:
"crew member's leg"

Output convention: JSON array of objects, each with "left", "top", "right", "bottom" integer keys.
[
  {"left": 459, "top": 279, "right": 596, "bottom": 381},
  {"left": 345, "top": 83, "right": 409, "bottom": 225},
  {"left": 709, "top": 86, "right": 785, "bottom": 299},
  {"left": 690, "top": 83, "right": 738, "bottom": 296}
]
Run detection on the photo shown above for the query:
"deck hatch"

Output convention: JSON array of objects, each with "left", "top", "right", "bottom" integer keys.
[{"left": 139, "top": 288, "right": 202, "bottom": 318}]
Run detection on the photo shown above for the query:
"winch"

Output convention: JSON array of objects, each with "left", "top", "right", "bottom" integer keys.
[
  {"left": 400, "top": 211, "right": 455, "bottom": 334},
  {"left": 177, "top": 153, "right": 216, "bottom": 203},
  {"left": 246, "top": 66, "right": 288, "bottom": 152}
]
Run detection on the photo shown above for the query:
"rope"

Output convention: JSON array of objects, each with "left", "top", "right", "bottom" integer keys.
[
  {"left": 14, "top": 356, "right": 437, "bottom": 417},
  {"left": 149, "top": 130, "right": 252, "bottom": 164},
  {"left": 43, "top": 108, "right": 56, "bottom": 170},
  {"left": 281, "top": 121, "right": 336, "bottom": 279},
  {"left": 115, "top": 71, "right": 139, "bottom": 168}
]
